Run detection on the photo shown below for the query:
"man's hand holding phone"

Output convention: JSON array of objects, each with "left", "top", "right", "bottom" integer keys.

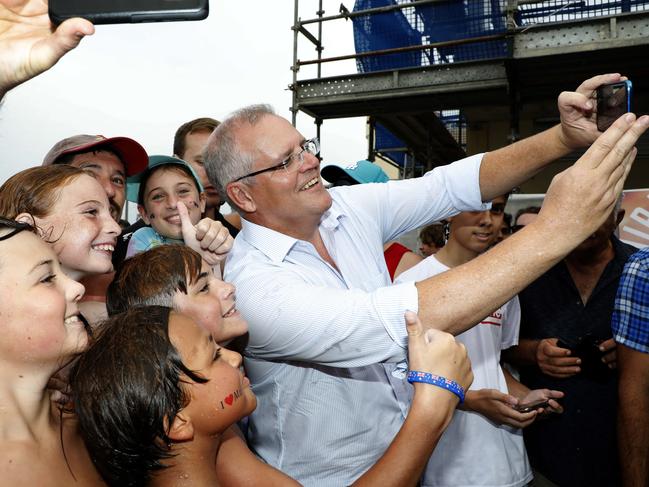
[
  {"left": 556, "top": 73, "right": 628, "bottom": 151},
  {"left": 0, "top": 0, "right": 94, "bottom": 100},
  {"left": 515, "top": 389, "right": 564, "bottom": 415},
  {"left": 462, "top": 389, "right": 539, "bottom": 429},
  {"left": 535, "top": 338, "right": 582, "bottom": 378},
  {"left": 597, "top": 80, "right": 633, "bottom": 131}
]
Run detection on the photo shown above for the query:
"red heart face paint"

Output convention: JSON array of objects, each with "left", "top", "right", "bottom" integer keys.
[
  {"left": 167, "top": 313, "right": 256, "bottom": 435},
  {"left": 219, "top": 389, "right": 243, "bottom": 409}
]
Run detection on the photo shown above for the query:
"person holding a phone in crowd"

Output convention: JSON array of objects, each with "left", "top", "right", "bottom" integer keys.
[
  {"left": 503, "top": 201, "right": 634, "bottom": 486},
  {"left": 395, "top": 194, "right": 563, "bottom": 487}
]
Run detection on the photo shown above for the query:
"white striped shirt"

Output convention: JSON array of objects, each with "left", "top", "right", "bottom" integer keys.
[{"left": 225, "top": 154, "right": 486, "bottom": 486}]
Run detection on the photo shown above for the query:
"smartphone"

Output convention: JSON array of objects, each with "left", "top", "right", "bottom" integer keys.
[
  {"left": 49, "top": 0, "right": 209, "bottom": 25},
  {"left": 597, "top": 80, "right": 633, "bottom": 132},
  {"left": 515, "top": 400, "right": 550, "bottom": 413}
]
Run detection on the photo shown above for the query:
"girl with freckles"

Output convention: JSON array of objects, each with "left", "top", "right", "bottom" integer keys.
[
  {"left": 0, "top": 164, "right": 122, "bottom": 326},
  {"left": 0, "top": 165, "right": 121, "bottom": 282},
  {"left": 72, "top": 244, "right": 474, "bottom": 486},
  {"left": 0, "top": 218, "right": 103, "bottom": 486}
]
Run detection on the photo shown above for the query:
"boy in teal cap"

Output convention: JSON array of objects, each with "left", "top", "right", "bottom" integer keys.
[{"left": 126, "top": 156, "right": 230, "bottom": 269}]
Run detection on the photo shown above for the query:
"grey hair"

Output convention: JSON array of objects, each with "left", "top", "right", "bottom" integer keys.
[{"left": 203, "top": 104, "right": 276, "bottom": 210}]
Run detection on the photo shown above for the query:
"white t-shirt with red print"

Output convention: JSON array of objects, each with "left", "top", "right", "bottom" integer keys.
[{"left": 395, "top": 256, "right": 532, "bottom": 487}]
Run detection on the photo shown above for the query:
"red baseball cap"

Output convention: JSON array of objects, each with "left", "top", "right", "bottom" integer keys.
[{"left": 42, "top": 134, "right": 148, "bottom": 177}]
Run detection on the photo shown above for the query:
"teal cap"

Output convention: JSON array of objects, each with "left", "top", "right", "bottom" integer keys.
[
  {"left": 321, "top": 160, "right": 390, "bottom": 185},
  {"left": 127, "top": 155, "right": 204, "bottom": 204}
]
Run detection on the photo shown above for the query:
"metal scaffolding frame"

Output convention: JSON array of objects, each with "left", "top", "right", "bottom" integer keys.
[{"left": 289, "top": 1, "right": 649, "bottom": 174}]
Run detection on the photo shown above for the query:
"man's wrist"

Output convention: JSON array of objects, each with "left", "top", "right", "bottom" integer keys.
[{"left": 553, "top": 123, "right": 585, "bottom": 156}]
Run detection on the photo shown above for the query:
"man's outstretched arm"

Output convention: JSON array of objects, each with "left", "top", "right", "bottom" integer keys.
[
  {"left": 0, "top": 0, "right": 94, "bottom": 100},
  {"left": 479, "top": 73, "right": 627, "bottom": 201},
  {"left": 416, "top": 111, "right": 648, "bottom": 336}
]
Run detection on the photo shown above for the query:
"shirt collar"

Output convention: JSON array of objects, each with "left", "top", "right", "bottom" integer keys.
[
  {"left": 320, "top": 196, "right": 344, "bottom": 231},
  {"left": 239, "top": 218, "right": 298, "bottom": 262},
  {"left": 238, "top": 196, "right": 345, "bottom": 262}
]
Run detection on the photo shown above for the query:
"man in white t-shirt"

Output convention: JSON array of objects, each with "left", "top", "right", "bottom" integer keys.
[{"left": 396, "top": 195, "right": 563, "bottom": 487}]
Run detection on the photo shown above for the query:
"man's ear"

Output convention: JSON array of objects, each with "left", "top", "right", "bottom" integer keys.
[
  {"left": 227, "top": 182, "right": 256, "bottom": 214},
  {"left": 166, "top": 411, "right": 194, "bottom": 442},
  {"left": 138, "top": 205, "right": 151, "bottom": 225}
]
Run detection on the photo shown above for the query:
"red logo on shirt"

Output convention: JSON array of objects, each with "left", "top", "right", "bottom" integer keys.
[{"left": 481, "top": 310, "right": 502, "bottom": 326}]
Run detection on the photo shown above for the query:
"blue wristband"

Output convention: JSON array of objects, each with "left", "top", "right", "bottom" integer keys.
[{"left": 407, "top": 370, "right": 465, "bottom": 404}]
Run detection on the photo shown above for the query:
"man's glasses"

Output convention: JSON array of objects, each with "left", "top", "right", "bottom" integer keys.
[{"left": 232, "top": 138, "right": 320, "bottom": 183}]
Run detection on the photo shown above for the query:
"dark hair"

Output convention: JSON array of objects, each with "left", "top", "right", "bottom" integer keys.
[
  {"left": 514, "top": 205, "right": 541, "bottom": 224},
  {"left": 419, "top": 223, "right": 445, "bottom": 248},
  {"left": 503, "top": 212, "right": 512, "bottom": 228},
  {"left": 107, "top": 245, "right": 203, "bottom": 316},
  {"left": 173, "top": 117, "right": 220, "bottom": 159},
  {"left": 70, "top": 306, "right": 208, "bottom": 487},
  {"left": 137, "top": 164, "right": 201, "bottom": 207}
]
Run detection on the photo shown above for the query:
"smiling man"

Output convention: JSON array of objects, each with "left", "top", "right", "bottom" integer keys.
[
  {"left": 43, "top": 134, "right": 148, "bottom": 222},
  {"left": 203, "top": 74, "right": 648, "bottom": 485}
]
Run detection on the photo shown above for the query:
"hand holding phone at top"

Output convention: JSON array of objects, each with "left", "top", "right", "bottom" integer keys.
[
  {"left": 556, "top": 73, "right": 629, "bottom": 151},
  {"left": 48, "top": 0, "right": 209, "bottom": 25},
  {"left": 0, "top": 0, "right": 94, "bottom": 99},
  {"left": 597, "top": 80, "right": 633, "bottom": 132}
]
